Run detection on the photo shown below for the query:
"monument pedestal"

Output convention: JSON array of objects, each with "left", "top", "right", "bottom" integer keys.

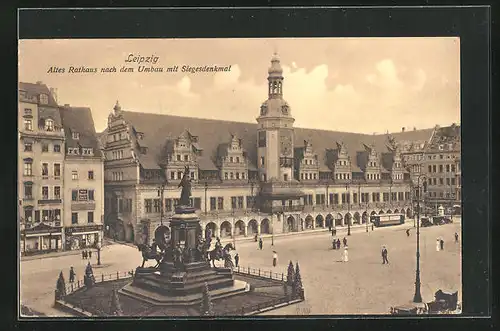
[{"left": 121, "top": 206, "right": 249, "bottom": 306}]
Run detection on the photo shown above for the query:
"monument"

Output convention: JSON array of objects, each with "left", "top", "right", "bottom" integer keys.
[{"left": 120, "top": 166, "right": 249, "bottom": 306}]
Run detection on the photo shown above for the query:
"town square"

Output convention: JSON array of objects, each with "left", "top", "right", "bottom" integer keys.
[{"left": 18, "top": 37, "right": 461, "bottom": 316}]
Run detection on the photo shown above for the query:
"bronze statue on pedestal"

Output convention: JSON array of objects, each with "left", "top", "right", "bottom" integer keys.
[{"left": 178, "top": 165, "right": 192, "bottom": 206}]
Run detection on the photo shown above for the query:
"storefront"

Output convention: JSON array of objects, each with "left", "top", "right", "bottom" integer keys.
[
  {"left": 64, "top": 224, "right": 103, "bottom": 250},
  {"left": 22, "top": 223, "right": 63, "bottom": 256}
]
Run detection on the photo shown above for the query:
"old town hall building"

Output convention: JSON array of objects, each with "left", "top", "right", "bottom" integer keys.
[{"left": 100, "top": 54, "right": 424, "bottom": 245}]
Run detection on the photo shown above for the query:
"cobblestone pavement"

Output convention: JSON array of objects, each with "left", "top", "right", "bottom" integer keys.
[{"left": 20, "top": 218, "right": 461, "bottom": 316}]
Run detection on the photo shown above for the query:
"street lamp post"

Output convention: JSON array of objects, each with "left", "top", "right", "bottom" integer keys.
[
  {"left": 413, "top": 174, "right": 427, "bottom": 303},
  {"left": 346, "top": 184, "right": 351, "bottom": 236},
  {"left": 271, "top": 214, "right": 275, "bottom": 246},
  {"left": 232, "top": 217, "right": 237, "bottom": 250},
  {"left": 96, "top": 241, "right": 102, "bottom": 266},
  {"left": 158, "top": 182, "right": 166, "bottom": 226},
  {"left": 204, "top": 181, "right": 208, "bottom": 216}
]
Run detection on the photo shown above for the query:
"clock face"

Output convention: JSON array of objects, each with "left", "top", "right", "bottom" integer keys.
[{"left": 280, "top": 132, "right": 293, "bottom": 156}]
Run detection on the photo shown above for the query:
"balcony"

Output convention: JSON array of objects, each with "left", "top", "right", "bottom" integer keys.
[
  {"left": 38, "top": 198, "right": 62, "bottom": 205},
  {"left": 71, "top": 201, "right": 96, "bottom": 211}
]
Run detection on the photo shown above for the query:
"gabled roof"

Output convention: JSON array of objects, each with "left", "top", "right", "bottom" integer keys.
[
  {"left": 118, "top": 111, "right": 436, "bottom": 173},
  {"left": 59, "top": 106, "right": 102, "bottom": 157},
  {"left": 19, "top": 82, "right": 58, "bottom": 107}
]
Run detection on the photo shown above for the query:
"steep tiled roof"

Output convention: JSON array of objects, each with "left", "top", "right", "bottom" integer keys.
[
  {"left": 19, "top": 82, "right": 58, "bottom": 107},
  {"left": 19, "top": 82, "right": 62, "bottom": 128},
  {"left": 59, "top": 106, "right": 102, "bottom": 157},
  {"left": 119, "top": 111, "right": 436, "bottom": 173}
]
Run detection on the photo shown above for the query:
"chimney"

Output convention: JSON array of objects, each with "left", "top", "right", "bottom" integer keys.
[
  {"left": 36, "top": 81, "right": 43, "bottom": 85},
  {"left": 402, "top": 127, "right": 405, "bottom": 132},
  {"left": 50, "top": 87, "right": 58, "bottom": 103},
  {"left": 413, "top": 127, "right": 416, "bottom": 131},
  {"left": 64, "top": 104, "right": 70, "bottom": 107}
]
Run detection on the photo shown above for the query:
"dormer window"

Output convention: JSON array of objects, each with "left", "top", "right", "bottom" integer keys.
[
  {"left": 45, "top": 119, "right": 54, "bottom": 131},
  {"left": 39, "top": 94, "right": 49, "bottom": 105},
  {"left": 82, "top": 148, "right": 94, "bottom": 155},
  {"left": 72, "top": 132, "right": 80, "bottom": 140}
]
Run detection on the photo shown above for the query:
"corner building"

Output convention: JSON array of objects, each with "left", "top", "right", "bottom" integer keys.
[
  {"left": 18, "top": 82, "right": 65, "bottom": 255},
  {"left": 102, "top": 55, "right": 420, "bottom": 245}
]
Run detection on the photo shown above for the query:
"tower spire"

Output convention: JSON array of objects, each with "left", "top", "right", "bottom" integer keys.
[{"left": 268, "top": 53, "right": 283, "bottom": 98}]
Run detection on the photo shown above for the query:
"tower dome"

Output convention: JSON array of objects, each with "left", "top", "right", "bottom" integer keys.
[{"left": 268, "top": 52, "right": 283, "bottom": 77}]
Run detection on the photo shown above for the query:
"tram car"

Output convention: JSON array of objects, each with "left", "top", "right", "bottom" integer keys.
[
  {"left": 432, "top": 215, "right": 453, "bottom": 225},
  {"left": 370, "top": 214, "right": 405, "bottom": 227},
  {"left": 420, "top": 217, "right": 433, "bottom": 227}
]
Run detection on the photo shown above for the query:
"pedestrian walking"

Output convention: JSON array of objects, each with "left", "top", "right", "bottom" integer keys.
[
  {"left": 436, "top": 238, "right": 441, "bottom": 252},
  {"left": 254, "top": 233, "right": 258, "bottom": 242},
  {"left": 343, "top": 247, "right": 349, "bottom": 262},
  {"left": 89, "top": 250, "right": 92, "bottom": 259},
  {"left": 336, "top": 239, "right": 341, "bottom": 250},
  {"left": 440, "top": 239, "right": 444, "bottom": 250},
  {"left": 343, "top": 237, "right": 347, "bottom": 247},
  {"left": 406, "top": 229, "right": 410, "bottom": 237},
  {"left": 69, "top": 266, "right": 75, "bottom": 283},
  {"left": 328, "top": 225, "right": 332, "bottom": 232},
  {"left": 332, "top": 238, "right": 337, "bottom": 250},
  {"left": 81, "top": 250, "right": 85, "bottom": 260},
  {"left": 371, "top": 223, "right": 374, "bottom": 231},
  {"left": 382, "top": 246, "right": 389, "bottom": 264},
  {"left": 454, "top": 232, "right": 459, "bottom": 243},
  {"left": 83, "top": 250, "right": 88, "bottom": 259},
  {"left": 234, "top": 253, "right": 239, "bottom": 267},
  {"left": 272, "top": 251, "right": 278, "bottom": 267},
  {"left": 258, "top": 237, "right": 263, "bottom": 250}
]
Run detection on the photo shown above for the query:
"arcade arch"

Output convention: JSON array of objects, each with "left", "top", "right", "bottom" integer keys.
[
  {"left": 315, "top": 214, "right": 324, "bottom": 228},
  {"left": 234, "top": 220, "right": 245, "bottom": 236},
  {"left": 247, "top": 219, "right": 258, "bottom": 235},
  {"left": 353, "top": 212, "right": 361, "bottom": 224},
  {"left": 261, "top": 218, "right": 271, "bottom": 234}
]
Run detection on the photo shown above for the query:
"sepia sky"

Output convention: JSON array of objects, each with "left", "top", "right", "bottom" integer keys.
[{"left": 18, "top": 38, "right": 460, "bottom": 133}]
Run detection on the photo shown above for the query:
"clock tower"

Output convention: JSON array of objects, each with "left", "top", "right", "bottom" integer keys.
[{"left": 256, "top": 53, "right": 295, "bottom": 182}]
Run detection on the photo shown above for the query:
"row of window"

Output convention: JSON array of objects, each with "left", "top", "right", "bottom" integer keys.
[
  {"left": 224, "top": 172, "right": 246, "bottom": 180},
  {"left": 110, "top": 150, "right": 124, "bottom": 160},
  {"left": 301, "top": 173, "right": 317, "bottom": 180},
  {"left": 427, "top": 164, "right": 457, "bottom": 173},
  {"left": 427, "top": 191, "right": 456, "bottom": 198},
  {"left": 71, "top": 211, "right": 95, "bottom": 225},
  {"left": 367, "top": 161, "right": 378, "bottom": 167},
  {"left": 427, "top": 153, "right": 456, "bottom": 160},
  {"left": 304, "top": 191, "right": 409, "bottom": 205},
  {"left": 143, "top": 196, "right": 258, "bottom": 213},
  {"left": 112, "top": 172, "right": 124, "bottom": 181},
  {"left": 427, "top": 177, "right": 457, "bottom": 186},
  {"left": 22, "top": 118, "right": 56, "bottom": 132},
  {"left": 367, "top": 173, "right": 380, "bottom": 180},
  {"left": 71, "top": 189, "right": 95, "bottom": 201},
  {"left": 24, "top": 142, "right": 61, "bottom": 153},
  {"left": 23, "top": 183, "right": 61, "bottom": 200},
  {"left": 302, "top": 159, "right": 316, "bottom": 165},
  {"left": 393, "top": 174, "right": 404, "bottom": 180},
  {"left": 224, "top": 155, "right": 244, "bottom": 163},
  {"left": 23, "top": 208, "right": 61, "bottom": 223},
  {"left": 170, "top": 171, "right": 196, "bottom": 180},
  {"left": 68, "top": 147, "right": 94, "bottom": 156},
  {"left": 71, "top": 170, "right": 94, "bottom": 180}
]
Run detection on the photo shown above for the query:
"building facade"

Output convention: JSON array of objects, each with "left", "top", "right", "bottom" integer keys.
[
  {"left": 60, "top": 105, "right": 105, "bottom": 250},
  {"left": 422, "top": 124, "right": 461, "bottom": 210},
  {"left": 102, "top": 55, "right": 418, "bottom": 245},
  {"left": 18, "top": 82, "right": 65, "bottom": 255},
  {"left": 18, "top": 82, "right": 105, "bottom": 255}
]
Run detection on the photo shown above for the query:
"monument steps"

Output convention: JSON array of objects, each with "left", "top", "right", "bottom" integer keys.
[{"left": 119, "top": 280, "right": 250, "bottom": 306}]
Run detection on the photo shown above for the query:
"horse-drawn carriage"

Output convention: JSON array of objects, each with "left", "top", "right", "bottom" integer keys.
[
  {"left": 432, "top": 216, "right": 453, "bottom": 225},
  {"left": 420, "top": 217, "right": 433, "bottom": 227},
  {"left": 390, "top": 290, "right": 460, "bottom": 315}
]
